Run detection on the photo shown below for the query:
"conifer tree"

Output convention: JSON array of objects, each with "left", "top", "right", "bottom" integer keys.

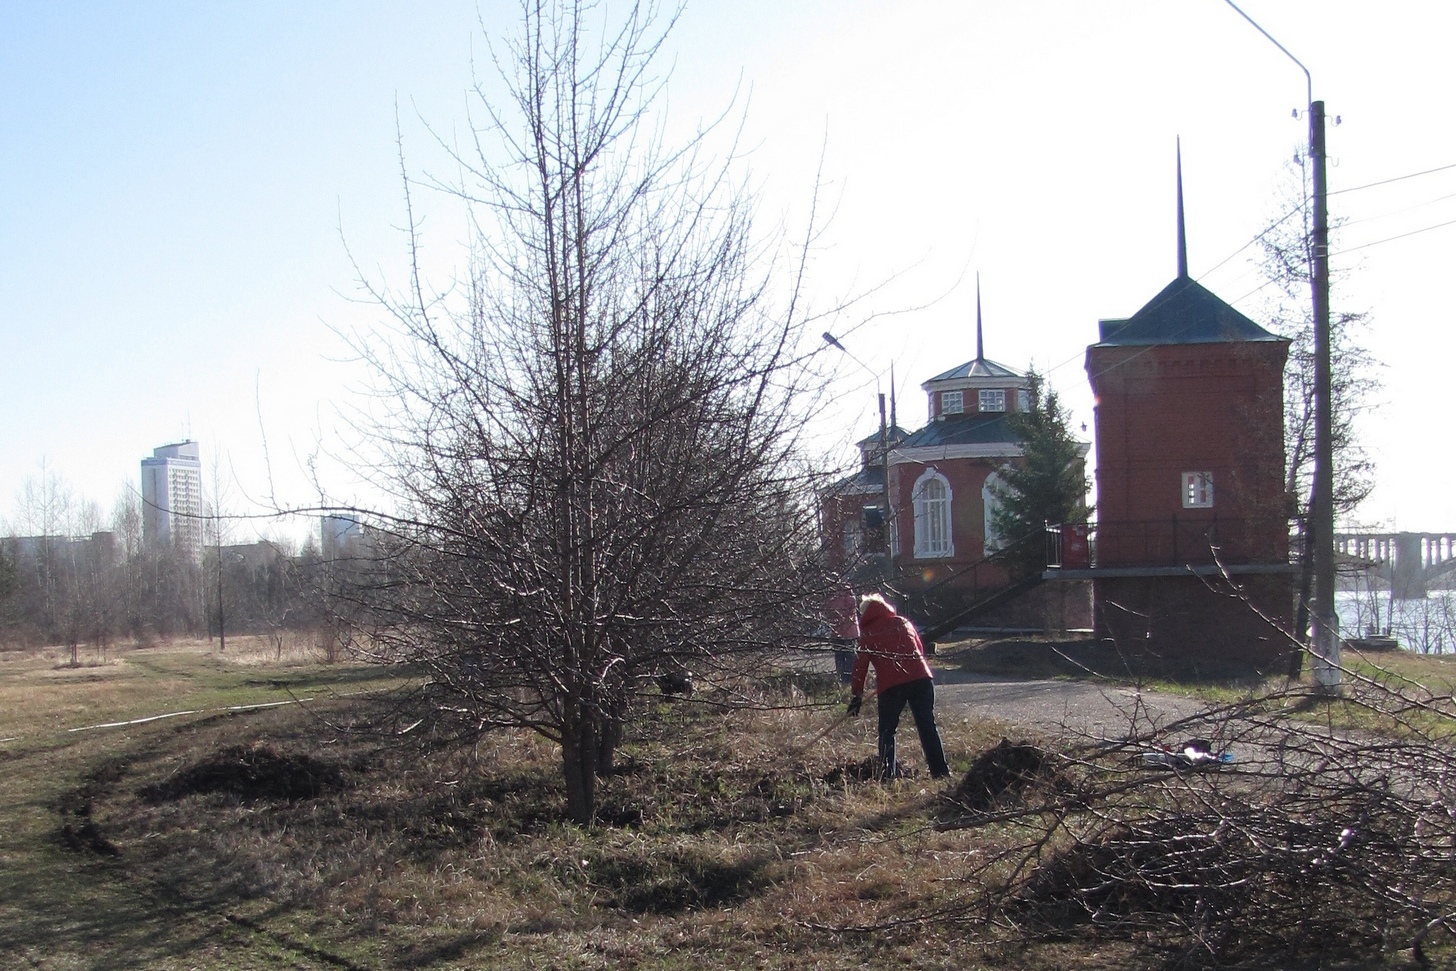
[{"left": 990, "top": 369, "right": 1091, "bottom": 575}]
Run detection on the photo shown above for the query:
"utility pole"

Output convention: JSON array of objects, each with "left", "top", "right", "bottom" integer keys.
[
  {"left": 876, "top": 390, "right": 892, "bottom": 580},
  {"left": 1223, "top": 1, "right": 1339, "bottom": 691},
  {"left": 824, "top": 332, "right": 895, "bottom": 584},
  {"left": 1308, "top": 99, "right": 1341, "bottom": 692}
]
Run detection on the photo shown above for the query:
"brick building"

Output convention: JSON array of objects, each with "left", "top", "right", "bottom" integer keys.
[
  {"left": 822, "top": 289, "right": 1090, "bottom": 629},
  {"left": 1080, "top": 186, "right": 1295, "bottom": 669}
]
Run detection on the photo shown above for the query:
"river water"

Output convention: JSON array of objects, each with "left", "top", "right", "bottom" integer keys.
[{"left": 1336, "top": 589, "right": 1456, "bottom": 654}]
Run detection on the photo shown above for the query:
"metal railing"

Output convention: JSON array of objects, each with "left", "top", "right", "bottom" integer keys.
[{"left": 1092, "top": 517, "right": 1289, "bottom": 568}]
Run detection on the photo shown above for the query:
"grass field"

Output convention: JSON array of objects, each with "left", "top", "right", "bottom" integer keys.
[{"left": 1, "top": 635, "right": 1441, "bottom": 969}]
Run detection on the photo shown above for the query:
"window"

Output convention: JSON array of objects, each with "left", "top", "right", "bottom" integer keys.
[
  {"left": 912, "top": 469, "right": 954, "bottom": 558},
  {"left": 1182, "top": 471, "right": 1214, "bottom": 509},
  {"left": 979, "top": 389, "right": 1006, "bottom": 413},
  {"left": 1017, "top": 388, "right": 1031, "bottom": 413},
  {"left": 940, "top": 390, "right": 964, "bottom": 415}
]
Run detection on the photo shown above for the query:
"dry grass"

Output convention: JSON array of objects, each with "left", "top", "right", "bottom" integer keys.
[{"left": 2, "top": 638, "right": 1437, "bottom": 970}]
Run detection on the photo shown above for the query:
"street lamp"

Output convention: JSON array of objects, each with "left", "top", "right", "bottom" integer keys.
[
  {"left": 823, "top": 332, "right": 894, "bottom": 582},
  {"left": 1223, "top": 0, "right": 1339, "bottom": 692}
]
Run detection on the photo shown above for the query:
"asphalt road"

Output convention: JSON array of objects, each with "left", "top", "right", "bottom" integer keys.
[{"left": 932, "top": 669, "right": 1210, "bottom": 746}]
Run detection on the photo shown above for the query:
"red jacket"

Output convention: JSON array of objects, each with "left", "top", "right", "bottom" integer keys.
[
  {"left": 825, "top": 586, "right": 860, "bottom": 640},
  {"left": 850, "top": 598, "right": 933, "bottom": 696}
]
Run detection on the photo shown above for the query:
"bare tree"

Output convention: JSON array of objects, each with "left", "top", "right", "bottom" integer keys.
[
  {"left": 1253, "top": 163, "right": 1380, "bottom": 654},
  {"left": 202, "top": 454, "right": 237, "bottom": 653},
  {"left": 13, "top": 463, "right": 74, "bottom": 643},
  {"left": 111, "top": 485, "right": 147, "bottom": 643},
  {"left": 344, "top": 0, "right": 826, "bottom": 822}
]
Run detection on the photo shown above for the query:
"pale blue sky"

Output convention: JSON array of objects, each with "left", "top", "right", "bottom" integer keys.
[{"left": 4, "top": 1, "right": 1454, "bottom": 539}]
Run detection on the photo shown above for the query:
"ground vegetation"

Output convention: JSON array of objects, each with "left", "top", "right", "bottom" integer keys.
[{"left": 6, "top": 636, "right": 1456, "bottom": 969}]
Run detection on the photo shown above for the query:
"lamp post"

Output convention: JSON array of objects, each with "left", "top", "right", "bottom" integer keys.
[
  {"left": 1223, "top": 0, "right": 1339, "bottom": 692},
  {"left": 823, "top": 332, "right": 894, "bottom": 582}
]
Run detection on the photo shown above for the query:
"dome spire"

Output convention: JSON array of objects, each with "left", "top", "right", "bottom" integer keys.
[
  {"left": 889, "top": 361, "right": 897, "bottom": 429},
  {"left": 975, "top": 272, "right": 985, "bottom": 361},
  {"left": 1176, "top": 138, "right": 1189, "bottom": 279}
]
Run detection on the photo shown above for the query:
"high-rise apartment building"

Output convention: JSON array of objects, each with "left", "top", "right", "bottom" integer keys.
[{"left": 141, "top": 441, "right": 203, "bottom": 555}]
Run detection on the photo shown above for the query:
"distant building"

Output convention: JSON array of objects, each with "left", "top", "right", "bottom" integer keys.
[
  {"left": 820, "top": 283, "right": 1091, "bottom": 632},
  {"left": 4, "top": 531, "right": 117, "bottom": 568},
  {"left": 888, "top": 328, "right": 1041, "bottom": 582},
  {"left": 141, "top": 441, "right": 203, "bottom": 556},
  {"left": 320, "top": 515, "right": 362, "bottom": 559}
]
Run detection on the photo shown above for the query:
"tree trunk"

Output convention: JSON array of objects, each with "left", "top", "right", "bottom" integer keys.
[
  {"left": 597, "top": 706, "right": 622, "bottom": 776},
  {"left": 1289, "top": 513, "right": 1314, "bottom": 679},
  {"left": 562, "top": 718, "right": 598, "bottom": 825}
]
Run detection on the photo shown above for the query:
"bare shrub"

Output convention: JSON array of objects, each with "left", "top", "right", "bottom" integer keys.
[{"left": 953, "top": 654, "right": 1456, "bottom": 967}]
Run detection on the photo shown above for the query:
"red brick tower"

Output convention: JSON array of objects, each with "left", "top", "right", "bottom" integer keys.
[{"left": 1085, "top": 164, "right": 1294, "bottom": 670}]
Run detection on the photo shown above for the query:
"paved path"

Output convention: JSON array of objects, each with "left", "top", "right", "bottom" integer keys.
[{"left": 932, "top": 670, "right": 1211, "bottom": 746}]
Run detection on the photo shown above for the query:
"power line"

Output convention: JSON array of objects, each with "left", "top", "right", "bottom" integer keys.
[
  {"left": 1338, "top": 216, "right": 1456, "bottom": 255},
  {"left": 1330, "top": 160, "right": 1456, "bottom": 197},
  {"left": 1335, "top": 189, "right": 1456, "bottom": 230},
  {"left": 1200, "top": 203, "right": 1306, "bottom": 282}
]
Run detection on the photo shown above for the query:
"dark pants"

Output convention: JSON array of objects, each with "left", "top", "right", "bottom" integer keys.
[
  {"left": 877, "top": 677, "right": 950, "bottom": 779},
  {"left": 831, "top": 639, "right": 855, "bottom": 684}
]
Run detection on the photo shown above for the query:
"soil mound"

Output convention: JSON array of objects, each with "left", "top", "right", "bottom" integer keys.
[
  {"left": 144, "top": 744, "right": 344, "bottom": 803},
  {"left": 950, "top": 738, "right": 1050, "bottom": 814}
]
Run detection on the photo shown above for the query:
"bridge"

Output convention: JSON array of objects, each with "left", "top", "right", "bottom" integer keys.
[{"left": 1334, "top": 532, "right": 1456, "bottom": 599}]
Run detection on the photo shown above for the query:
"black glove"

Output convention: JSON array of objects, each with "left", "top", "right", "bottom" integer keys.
[{"left": 847, "top": 695, "right": 862, "bottom": 717}]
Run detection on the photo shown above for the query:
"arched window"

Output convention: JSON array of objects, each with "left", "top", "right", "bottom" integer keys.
[{"left": 912, "top": 469, "right": 954, "bottom": 559}]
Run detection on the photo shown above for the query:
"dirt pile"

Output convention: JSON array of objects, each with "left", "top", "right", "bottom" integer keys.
[
  {"left": 949, "top": 738, "right": 1052, "bottom": 815},
  {"left": 143, "top": 744, "right": 345, "bottom": 803}
]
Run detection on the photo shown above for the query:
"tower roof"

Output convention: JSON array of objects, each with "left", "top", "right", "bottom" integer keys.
[
  {"left": 1095, "top": 276, "right": 1285, "bottom": 347},
  {"left": 925, "top": 357, "right": 1023, "bottom": 382},
  {"left": 895, "top": 412, "right": 1021, "bottom": 449}
]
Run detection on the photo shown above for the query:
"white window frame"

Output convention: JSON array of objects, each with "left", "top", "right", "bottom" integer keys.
[
  {"left": 1017, "top": 387, "right": 1031, "bottom": 413},
  {"left": 1182, "top": 471, "right": 1214, "bottom": 509},
  {"left": 912, "top": 469, "right": 955, "bottom": 559},
  {"left": 979, "top": 389, "right": 1007, "bottom": 413},
  {"left": 940, "top": 390, "right": 964, "bottom": 415}
]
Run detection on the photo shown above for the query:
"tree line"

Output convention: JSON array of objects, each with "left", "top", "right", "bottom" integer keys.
[{"left": 0, "top": 469, "right": 325, "bottom": 657}]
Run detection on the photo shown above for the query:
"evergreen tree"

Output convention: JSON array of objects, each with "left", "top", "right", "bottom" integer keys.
[{"left": 990, "top": 369, "right": 1091, "bottom": 575}]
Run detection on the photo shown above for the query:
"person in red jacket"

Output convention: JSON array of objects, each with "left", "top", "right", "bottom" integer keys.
[
  {"left": 824, "top": 581, "right": 861, "bottom": 684},
  {"left": 848, "top": 593, "right": 950, "bottom": 780}
]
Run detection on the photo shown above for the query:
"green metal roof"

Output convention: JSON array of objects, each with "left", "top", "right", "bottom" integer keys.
[
  {"left": 895, "top": 413, "right": 1020, "bottom": 449},
  {"left": 1096, "top": 276, "right": 1286, "bottom": 346},
  {"left": 925, "top": 356, "right": 1023, "bottom": 382}
]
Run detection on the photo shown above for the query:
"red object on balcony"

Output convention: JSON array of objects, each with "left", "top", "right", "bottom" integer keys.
[{"left": 1060, "top": 524, "right": 1090, "bottom": 569}]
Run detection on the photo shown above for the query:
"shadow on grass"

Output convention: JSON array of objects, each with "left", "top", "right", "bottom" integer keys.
[
  {"left": 0, "top": 751, "right": 330, "bottom": 970},
  {"left": 0, "top": 856, "right": 249, "bottom": 970},
  {"left": 0, "top": 704, "right": 419, "bottom": 971}
]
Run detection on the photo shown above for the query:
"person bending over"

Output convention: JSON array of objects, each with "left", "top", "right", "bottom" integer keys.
[{"left": 847, "top": 593, "right": 950, "bottom": 780}]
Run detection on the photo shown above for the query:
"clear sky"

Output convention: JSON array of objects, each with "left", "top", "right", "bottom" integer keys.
[{"left": 4, "top": 1, "right": 1453, "bottom": 541}]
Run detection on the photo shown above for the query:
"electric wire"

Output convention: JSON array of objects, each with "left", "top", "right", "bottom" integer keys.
[
  {"left": 1338, "top": 216, "right": 1456, "bottom": 255},
  {"left": 892, "top": 160, "right": 1456, "bottom": 428},
  {"left": 1329, "top": 160, "right": 1456, "bottom": 197}
]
